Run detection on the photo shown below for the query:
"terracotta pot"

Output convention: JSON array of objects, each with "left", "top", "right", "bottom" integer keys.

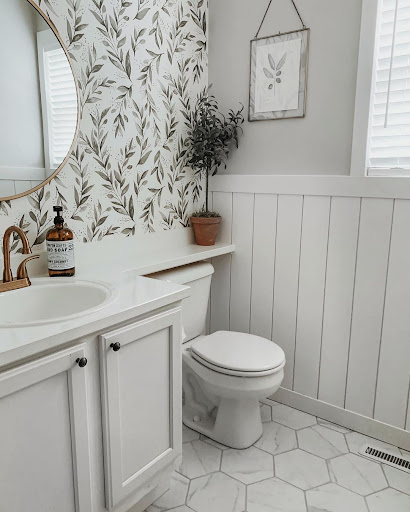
[{"left": 191, "top": 216, "right": 221, "bottom": 246}]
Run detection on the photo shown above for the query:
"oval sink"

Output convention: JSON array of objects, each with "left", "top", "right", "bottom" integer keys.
[{"left": 0, "top": 278, "right": 114, "bottom": 327}]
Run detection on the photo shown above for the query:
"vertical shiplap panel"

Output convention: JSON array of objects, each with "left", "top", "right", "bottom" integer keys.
[
  {"left": 14, "top": 181, "right": 32, "bottom": 195},
  {"left": 205, "top": 194, "right": 214, "bottom": 335},
  {"left": 293, "top": 196, "right": 331, "bottom": 398},
  {"left": 230, "top": 193, "right": 255, "bottom": 333},
  {"left": 345, "top": 198, "right": 394, "bottom": 418},
  {"left": 213, "top": 191, "right": 231, "bottom": 243},
  {"left": 318, "top": 197, "right": 361, "bottom": 407},
  {"left": 272, "top": 195, "right": 303, "bottom": 389},
  {"left": 210, "top": 192, "right": 233, "bottom": 333},
  {"left": 374, "top": 200, "right": 410, "bottom": 428},
  {"left": 205, "top": 295, "right": 211, "bottom": 335},
  {"left": 250, "top": 194, "right": 278, "bottom": 339},
  {"left": 406, "top": 385, "right": 410, "bottom": 431},
  {"left": 0, "top": 181, "right": 15, "bottom": 197}
]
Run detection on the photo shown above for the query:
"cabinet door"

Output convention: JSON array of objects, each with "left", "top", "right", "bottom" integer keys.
[
  {"left": 0, "top": 345, "right": 92, "bottom": 512},
  {"left": 100, "top": 309, "right": 182, "bottom": 509}
]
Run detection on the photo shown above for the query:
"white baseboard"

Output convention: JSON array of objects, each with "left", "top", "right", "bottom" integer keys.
[{"left": 264, "top": 387, "right": 410, "bottom": 452}]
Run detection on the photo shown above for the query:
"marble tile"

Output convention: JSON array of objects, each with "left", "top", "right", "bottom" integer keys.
[
  {"left": 179, "top": 440, "right": 221, "bottom": 479},
  {"left": 254, "top": 421, "right": 297, "bottom": 455},
  {"left": 345, "top": 432, "right": 401, "bottom": 456},
  {"left": 151, "top": 403, "right": 407, "bottom": 512},
  {"left": 247, "top": 477, "right": 306, "bottom": 512},
  {"left": 187, "top": 472, "right": 245, "bottom": 512},
  {"left": 146, "top": 472, "right": 189, "bottom": 512},
  {"left": 297, "top": 424, "right": 349, "bottom": 459},
  {"left": 183, "top": 425, "right": 200, "bottom": 443},
  {"left": 200, "top": 435, "right": 229, "bottom": 451},
  {"left": 260, "top": 404, "right": 272, "bottom": 423},
  {"left": 272, "top": 404, "right": 317, "bottom": 430},
  {"left": 221, "top": 446, "right": 273, "bottom": 484},
  {"left": 275, "top": 449, "right": 330, "bottom": 490},
  {"left": 167, "top": 507, "right": 194, "bottom": 512},
  {"left": 366, "top": 488, "right": 410, "bottom": 512},
  {"left": 329, "top": 453, "right": 387, "bottom": 496},
  {"left": 383, "top": 465, "right": 410, "bottom": 495},
  {"left": 306, "top": 483, "right": 368, "bottom": 512},
  {"left": 317, "top": 418, "right": 351, "bottom": 434}
]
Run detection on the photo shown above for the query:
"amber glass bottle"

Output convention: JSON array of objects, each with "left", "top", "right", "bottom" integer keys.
[{"left": 46, "top": 206, "right": 75, "bottom": 277}]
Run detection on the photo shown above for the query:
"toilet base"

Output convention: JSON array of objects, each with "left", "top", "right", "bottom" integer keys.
[
  {"left": 183, "top": 396, "right": 263, "bottom": 449},
  {"left": 182, "top": 347, "right": 284, "bottom": 450}
]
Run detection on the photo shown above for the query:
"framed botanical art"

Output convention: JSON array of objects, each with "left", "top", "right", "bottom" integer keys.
[{"left": 249, "top": 28, "right": 310, "bottom": 122}]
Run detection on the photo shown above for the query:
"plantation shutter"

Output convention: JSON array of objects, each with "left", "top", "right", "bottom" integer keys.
[
  {"left": 367, "top": 0, "right": 410, "bottom": 173},
  {"left": 37, "top": 30, "right": 77, "bottom": 174}
]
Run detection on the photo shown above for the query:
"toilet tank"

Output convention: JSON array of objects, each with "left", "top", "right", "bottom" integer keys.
[{"left": 149, "top": 262, "right": 214, "bottom": 342}]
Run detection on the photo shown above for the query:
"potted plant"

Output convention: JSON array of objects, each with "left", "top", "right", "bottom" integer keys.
[{"left": 188, "top": 89, "right": 244, "bottom": 246}]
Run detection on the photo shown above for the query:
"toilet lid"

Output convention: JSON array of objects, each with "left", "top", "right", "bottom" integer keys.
[{"left": 190, "top": 331, "right": 285, "bottom": 375}]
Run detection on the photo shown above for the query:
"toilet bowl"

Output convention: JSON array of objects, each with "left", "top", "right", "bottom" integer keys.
[
  {"left": 183, "top": 331, "right": 285, "bottom": 448},
  {"left": 150, "top": 262, "right": 286, "bottom": 449}
]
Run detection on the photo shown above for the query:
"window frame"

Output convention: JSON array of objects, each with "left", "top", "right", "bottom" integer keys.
[
  {"left": 352, "top": 0, "right": 410, "bottom": 178},
  {"left": 351, "top": 0, "right": 381, "bottom": 177},
  {"left": 37, "top": 28, "right": 78, "bottom": 178},
  {"left": 37, "top": 28, "right": 60, "bottom": 176}
]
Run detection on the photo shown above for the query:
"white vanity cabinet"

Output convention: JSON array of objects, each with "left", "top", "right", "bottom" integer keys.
[
  {"left": 0, "top": 300, "right": 184, "bottom": 512},
  {"left": 0, "top": 345, "right": 92, "bottom": 512},
  {"left": 99, "top": 308, "right": 182, "bottom": 510}
]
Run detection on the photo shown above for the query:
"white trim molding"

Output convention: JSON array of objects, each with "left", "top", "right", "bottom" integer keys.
[
  {"left": 210, "top": 174, "right": 410, "bottom": 199},
  {"left": 351, "top": 0, "right": 379, "bottom": 177},
  {"left": 369, "top": 168, "right": 410, "bottom": 178},
  {"left": 0, "top": 166, "right": 47, "bottom": 181}
]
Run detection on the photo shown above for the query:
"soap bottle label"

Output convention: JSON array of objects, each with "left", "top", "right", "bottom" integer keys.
[{"left": 47, "top": 241, "right": 75, "bottom": 270}]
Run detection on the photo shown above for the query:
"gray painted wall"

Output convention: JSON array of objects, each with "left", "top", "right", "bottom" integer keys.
[{"left": 209, "top": 0, "right": 363, "bottom": 175}]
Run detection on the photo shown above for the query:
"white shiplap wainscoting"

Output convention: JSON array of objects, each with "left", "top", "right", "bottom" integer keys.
[
  {"left": 0, "top": 168, "right": 47, "bottom": 197},
  {"left": 209, "top": 175, "right": 410, "bottom": 450}
]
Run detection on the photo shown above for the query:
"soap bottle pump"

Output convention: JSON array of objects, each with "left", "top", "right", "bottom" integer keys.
[{"left": 46, "top": 206, "right": 75, "bottom": 277}]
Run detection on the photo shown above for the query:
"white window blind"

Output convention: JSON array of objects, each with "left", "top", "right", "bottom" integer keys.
[
  {"left": 37, "top": 30, "right": 77, "bottom": 175},
  {"left": 368, "top": 0, "right": 410, "bottom": 174}
]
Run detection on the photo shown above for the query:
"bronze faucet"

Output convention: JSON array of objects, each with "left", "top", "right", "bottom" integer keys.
[{"left": 0, "top": 226, "right": 39, "bottom": 292}]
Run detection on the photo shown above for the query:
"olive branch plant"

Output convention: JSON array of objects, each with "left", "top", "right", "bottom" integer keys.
[{"left": 188, "top": 88, "right": 244, "bottom": 215}]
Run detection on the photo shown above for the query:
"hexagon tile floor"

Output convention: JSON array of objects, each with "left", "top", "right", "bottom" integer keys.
[{"left": 145, "top": 402, "right": 410, "bottom": 512}]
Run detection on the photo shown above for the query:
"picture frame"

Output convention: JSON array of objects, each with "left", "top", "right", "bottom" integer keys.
[{"left": 249, "top": 28, "right": 310, "bottom": 122}]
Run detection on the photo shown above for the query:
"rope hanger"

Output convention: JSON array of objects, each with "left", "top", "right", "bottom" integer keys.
[{"left": 255, "top": 0, "right": 306, "bottom": 39}]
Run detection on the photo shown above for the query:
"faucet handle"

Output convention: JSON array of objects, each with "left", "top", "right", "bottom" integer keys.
[{"left": 16, "top": 254, "right": 40, "bottom": 280}]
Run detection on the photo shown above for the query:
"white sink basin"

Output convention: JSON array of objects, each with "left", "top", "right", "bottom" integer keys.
[{"left": 0, "top": 278, "right": 114, "bottom": 327}]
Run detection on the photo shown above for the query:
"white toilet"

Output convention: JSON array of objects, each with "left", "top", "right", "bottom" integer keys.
[{"left": 152, "top": 262, "right": 285, "bottom": 449}]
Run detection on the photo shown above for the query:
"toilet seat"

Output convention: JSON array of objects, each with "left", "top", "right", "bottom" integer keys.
[{"left": 190, "top": 331, "right": 286, "bottom": 377}]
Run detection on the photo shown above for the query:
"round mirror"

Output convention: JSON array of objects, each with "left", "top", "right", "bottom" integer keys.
[{"left": 0, "top": 0, "right": 79, "bottom": 201}]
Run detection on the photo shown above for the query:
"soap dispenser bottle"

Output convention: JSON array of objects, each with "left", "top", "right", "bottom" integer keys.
[{"left": 46, "top": 206, "right": 75, "bottom": 277}]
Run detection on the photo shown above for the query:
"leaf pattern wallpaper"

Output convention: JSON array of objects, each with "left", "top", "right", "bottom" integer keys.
[{"left": 0, "top": 0, "right": 207, "bottom": 251}]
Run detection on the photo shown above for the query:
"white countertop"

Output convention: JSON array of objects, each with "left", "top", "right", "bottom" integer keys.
[
  {"left": 10, "top": 228, "right": 235, "bottom": 280},
  {"left": 0, "top": 273, "right": 190, "bottom": 370},
  {"left": 0, "top": 229, "right": 235, "bottom": 370}
]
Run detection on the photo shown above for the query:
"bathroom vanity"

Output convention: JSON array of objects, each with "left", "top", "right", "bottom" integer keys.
[{"left": 0, "top": 273, "right": 189, "bottom": 512}]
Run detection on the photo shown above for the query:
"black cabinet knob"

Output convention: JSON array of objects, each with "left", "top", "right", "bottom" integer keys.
[
  {"left": 110, "top": 342, "right": 121, "bottom": 352},
  {"left": 76, "top": 357, "right": 88, "bottom": 368}
]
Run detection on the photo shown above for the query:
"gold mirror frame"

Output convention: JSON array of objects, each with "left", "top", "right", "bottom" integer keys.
[{"left": 1, "top": 0, "right": 80, "bottom": 202}]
